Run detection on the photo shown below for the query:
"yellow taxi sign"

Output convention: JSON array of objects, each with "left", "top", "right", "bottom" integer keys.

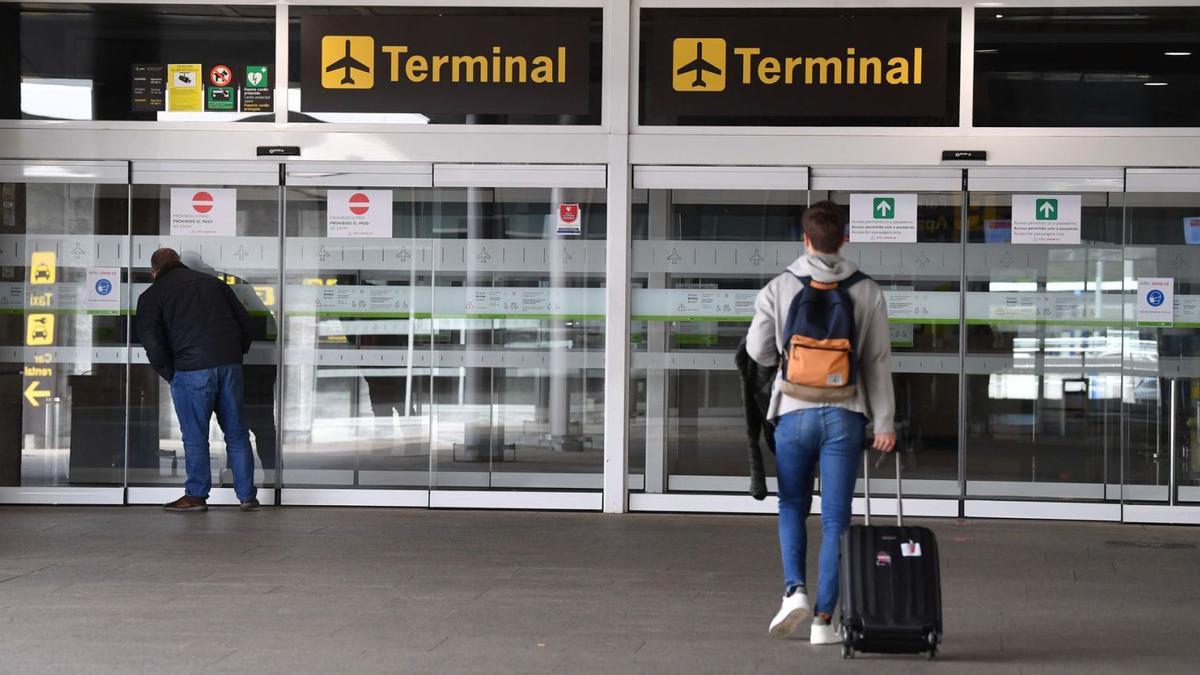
[
  {"left": 26, "top": 313, "right": 54, "bottom": 346},
  {"left": 30, "top": 251, "right": 56, "bottom": 285},
  {"left": 322, "top": 35, "right": 374, "bottom": 90}
]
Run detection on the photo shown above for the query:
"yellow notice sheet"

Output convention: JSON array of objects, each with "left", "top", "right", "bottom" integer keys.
[{"left": 166, "top": 63, "right": 202, "bottom": 112}]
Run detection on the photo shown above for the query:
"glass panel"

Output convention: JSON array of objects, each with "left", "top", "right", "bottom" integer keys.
[
  {"left": 631, "top": 188, "right": 806, "bottom": 494},
  {"left": 975, "top": 8, "right": 1200, "bottom": 127},
  {"left": 428, "top": 188, "right": 606, "bottom": 491},
  {"left": 281, "top": 186, "right": 432, "bottom": 490},
  {"left": 964, "top": 191, "right": 1124, "bottom": 500},
  {"left": 1124, "top": 192, "right": 1200, "bottom": 504},
  {"left": 632, "top": 187, "right": 962, "bottom": 497},
  {"left": 0, "top": 180, "right": 129, "bottom": 487},
  {"left": 5, "top": 4, "right": 277, "bottom": 122},
  {"left": 129, "top": 183, "right": 280, "bottom": 492},
  {"left": 823, "top": 190, "right": 962, "bottom": 497},
  {"left": 287, "top": 7, "right": 603, "bottom": 125},
  {"left": 281, "top": 185, "right": 606, "bottom": 492}
]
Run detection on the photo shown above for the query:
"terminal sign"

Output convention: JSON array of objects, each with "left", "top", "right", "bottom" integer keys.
[
  {"left": 642, "top": 12, "right": 949, "bottom": 123},
  {"left": 301, "top": 15, "right": 590, "bottom": 115}
]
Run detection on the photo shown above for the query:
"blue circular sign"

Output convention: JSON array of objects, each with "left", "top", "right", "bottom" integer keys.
[
  {"left": 95, "top": 278, "right": 112, "bottom": 296},
  {"left": 1147, "top": 289, "right": 1165, "bottom": 307}
]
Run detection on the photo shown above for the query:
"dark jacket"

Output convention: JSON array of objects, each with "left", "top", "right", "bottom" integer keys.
[
  {"left": 735, "top": 339, "right": 777, "bottom": 501},
  {"left": 135, "top": 262, "right": 253, "bottom": 382}
]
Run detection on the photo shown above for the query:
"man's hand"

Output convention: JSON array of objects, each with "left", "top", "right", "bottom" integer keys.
[{"left": 872, "top": 432, "right": 896, "bottom": 453}]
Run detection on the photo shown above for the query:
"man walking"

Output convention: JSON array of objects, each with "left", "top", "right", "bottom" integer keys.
[
  {"left": 745, "top": 201, "right": 895, "bottom": 644},
  {"left": 136, "top": 248, "right": 260, "bottom": 512}
]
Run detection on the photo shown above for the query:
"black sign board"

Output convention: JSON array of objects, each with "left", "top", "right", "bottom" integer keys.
[
  {"left": 641, "top": 12, "right": 951, "bottom": 124},
  {"left": 257, "top": 146, "right": 300, "bottom": 156},
  {"left": 301, "top": 15, "right": 590, "bottom": 115},
  {"left": 131, "top": 64, "right": 166, "bottom": 112},
  {"left": 942, "top": 150, "right": 987, "bottom": 162}
]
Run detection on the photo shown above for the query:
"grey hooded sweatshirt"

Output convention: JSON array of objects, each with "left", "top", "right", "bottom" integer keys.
[{"left": 745, "top": 253, "right": 895, "bottom": 433}]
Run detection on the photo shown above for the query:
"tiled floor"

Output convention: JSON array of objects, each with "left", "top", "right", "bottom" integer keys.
[{"left": 1, "top": 506, "right": 1198, "bottom": 674}]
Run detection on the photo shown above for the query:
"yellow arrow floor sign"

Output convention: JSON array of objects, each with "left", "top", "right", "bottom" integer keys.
[{"left": 24, "top": 380, "right": 51, "bottom": 407}]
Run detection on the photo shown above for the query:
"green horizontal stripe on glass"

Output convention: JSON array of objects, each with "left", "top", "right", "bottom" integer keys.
[
  {"left": 299, "top": 312, "right": 435, "bottom": 319},
  {"left": 2, "top": 308, "right": 127, "bottom": 316},
  {"left": 633, "top": 316, "right": 961, "bottom": 325},
  {"left": 888, "top": 318, "right": 960, "bottom": 325},
  {"left": 1137, "top": 322, "right": 1174, "bottom": 327},
  {"left": 456, "top": 313, "right": 604, "bottom": 321},
  {"left": 300, "top": 312, "right": 604, "bottom": 321},
  {"left": 632, "top": 315, "right": 751, "bottom": 323},
  {"left": 965, "top": 319, "right": 1123, "bottom": 328}
]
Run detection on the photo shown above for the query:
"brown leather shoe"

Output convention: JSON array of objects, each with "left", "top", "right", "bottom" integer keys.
[
  {"left": 164, "top": 495, "right": 208, "bottom": 512},
  {"left": 239, "top": 499, "right": 261, "bottom": 512}
]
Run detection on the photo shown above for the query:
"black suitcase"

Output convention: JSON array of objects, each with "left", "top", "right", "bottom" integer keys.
[{"left": 839, "top": 450, "right": 943, "bottom": 660}]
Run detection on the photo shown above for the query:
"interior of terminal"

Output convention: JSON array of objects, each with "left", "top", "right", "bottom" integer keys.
[{"left": 2, "top": 1, "right": 1200, "bottom": 524}]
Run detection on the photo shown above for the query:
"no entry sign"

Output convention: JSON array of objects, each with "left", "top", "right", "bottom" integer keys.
[
  {"left": 348, "top": 192, "right": 371, "bottom": 216},
  {"left": 192, "top": 191, "right": 214, "bottom": 214},
  {"left": 327, "top": 189, "right": 392, "bottom": 238},
  {"left": 170, "top": 187, "right": 237, "bottom": 236}
]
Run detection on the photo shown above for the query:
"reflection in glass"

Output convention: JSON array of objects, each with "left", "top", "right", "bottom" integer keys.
[
  {"left": 281, "top": 186, "right": 606, "bottom": 491},
  {"left": 964, "top": 192, "right": 1124, "bottom": 499},
  {"left": 1, "top": 181, "right": 129, "bottom": 487},
  {"left": 1124, "top": 193, "right": 1200, "bottom": 503},
  {"left": 128, "top": 184, "right": 280, "bottom": 492}
]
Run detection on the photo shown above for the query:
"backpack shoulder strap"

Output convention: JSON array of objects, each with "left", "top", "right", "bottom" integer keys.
[{"left": 840, "top": 270, "right": 870, "bottom": 289}]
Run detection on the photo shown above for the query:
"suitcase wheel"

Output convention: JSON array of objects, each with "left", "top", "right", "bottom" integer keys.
[{"left": 927, "top": 631, "right": 939, "bottom": 660}]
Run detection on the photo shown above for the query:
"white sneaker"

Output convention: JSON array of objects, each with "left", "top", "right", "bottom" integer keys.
[
  {"left": 768, "top": 590, "right": 811, "bottom": 638},
  {"left": 810, "top": 619, "right": 842, "bottom": 645}
]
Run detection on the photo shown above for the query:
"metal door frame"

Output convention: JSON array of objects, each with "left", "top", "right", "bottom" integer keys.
[
  {"left": 125, "top": 160, "right": 283, "bottom": 507},
  {"left": 0, "top": 160, "right": 128, "bottom": 505},
  {"left": 1120, "top": 168, "right": 1200, "bottom": 525},
  {"left": 962, "top": 167, "right": 1125, "bottom": 521},
  {"left": 625, "top": 165, "right": 960, "bottom": 518},
  {"left": 278, "top": 162, "right": 610, "bottom": 510}
]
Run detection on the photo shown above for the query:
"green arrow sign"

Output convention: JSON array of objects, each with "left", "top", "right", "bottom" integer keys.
[
  {"left": 873, "top": 197, "right": 895, "bottom": 219},
  {"left": 1036, "top": 198, "right": 1058, "bottom": 220}
]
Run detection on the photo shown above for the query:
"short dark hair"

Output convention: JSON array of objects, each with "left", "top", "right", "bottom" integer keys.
[
  {"left": 802, "top": 201, "right": 846, "bottom": 254},
  {"left": 150, "top": 248, "right": 181, "bottom": 275}
]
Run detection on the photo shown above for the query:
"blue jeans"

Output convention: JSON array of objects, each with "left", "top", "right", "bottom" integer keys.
[
  {"left": 170, "top": 365, "right": 258, "bottom": 502},
  {"left": 774, "top": 407, "right": 866, "bottom": 616}
]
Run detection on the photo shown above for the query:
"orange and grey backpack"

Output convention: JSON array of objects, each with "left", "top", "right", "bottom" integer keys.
[{"left": 779, "top": 271, "right": 868, "bottom": 402}]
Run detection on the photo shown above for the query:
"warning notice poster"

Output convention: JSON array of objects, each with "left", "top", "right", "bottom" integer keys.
[
  {"left": 169, "top": 188, "right": 237, "bottom": 236},
  {"left": 327, "top": 190, "right": 393, "bottom": 238},
  {"left": 166, "top": 64, "right": 203, "bottom": 112}
]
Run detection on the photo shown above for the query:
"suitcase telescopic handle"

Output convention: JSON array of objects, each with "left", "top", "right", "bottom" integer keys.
[{"left": 862, "top": 445, "right": 902, "bottom": 527}]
